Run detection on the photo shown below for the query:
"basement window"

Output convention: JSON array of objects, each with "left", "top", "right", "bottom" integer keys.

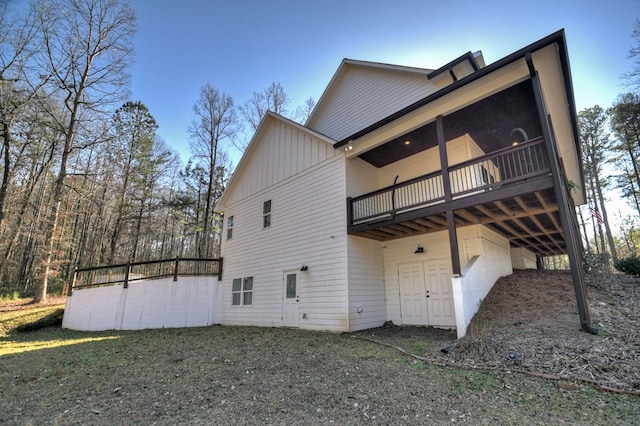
[{"left": 232, "top": 277, "right": 253, "bottom": 306}]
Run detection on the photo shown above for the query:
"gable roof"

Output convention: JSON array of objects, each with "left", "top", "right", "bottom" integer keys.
[
  {"left": 307, "top": 59, "right": 435, "bottom": 129},
  {"left": 305, "top": 52, "right": 487, "bottom": 143},
  {"left": 334, "top": 30, "right": 577, "bottom": 149},
  {"left": 216, "top": 111, "right": 336, "bottom": 210},
  {"left": 305, "top": 60, "right": 439, "bottom": 138}
]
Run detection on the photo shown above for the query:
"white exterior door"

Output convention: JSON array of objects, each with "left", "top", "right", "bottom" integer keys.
[
  {"left": 398, "top": 263, "right": 429, "bottom": 325},
  {"left": 282, "top": 271, "right": 300, "bottom": 327},
  {"left": 399, "top": 260, "right": 455, "bottom": 327},
  {"left": 424, "top": 260, "right": 455, "bottom": 326}
]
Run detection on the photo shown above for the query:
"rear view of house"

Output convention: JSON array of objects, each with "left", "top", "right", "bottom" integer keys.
[
  {"left": 215, "top": 30, "right": 596, "bottom": 338},
  {"left": 64, "top": 30, "right": 596, "bottom": 338}
]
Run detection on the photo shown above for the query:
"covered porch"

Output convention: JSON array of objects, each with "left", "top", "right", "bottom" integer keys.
[
  {"left": 339, "top": 33, "right": 597, "bottom": 334},
  {"left": 347, "top": 136, "right": 565, "bottom": 261}
]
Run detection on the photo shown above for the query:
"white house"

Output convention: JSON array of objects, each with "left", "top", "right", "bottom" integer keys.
[
  {"left": 214, "top": 30, "right": 597, "bottom": 338},
  {"left": 63, "top": 30, "right": 597, "bottom": 338}
]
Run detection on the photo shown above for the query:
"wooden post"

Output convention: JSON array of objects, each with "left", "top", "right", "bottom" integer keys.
[
  {"left": 437, "top": 114, "right": 461, "bottom": 276},
  {"left": 68, "top": 267, "right": 78, "bottom": 296},
  {"left": 346, "top": 197, "right": 353, "bottom": 227},
  {"left": 217, "top": 257, "right": 223, "bottom": 281},
  {"left": 123, "top": 262, "right": 130, "bottom": 289},
  {"left": 530, "top": 69, "right": 596, "bottom": 334},
  {"left": 173, "top": 257, "right": 179, "bottom": 282}
]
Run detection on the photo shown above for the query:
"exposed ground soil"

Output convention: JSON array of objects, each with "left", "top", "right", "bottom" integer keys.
[
  {"left": 1, "top": 270, "right": 639, "bottom": 425},
  {"left": 357, "top": 269, "right": 640, "bottom": 393}
]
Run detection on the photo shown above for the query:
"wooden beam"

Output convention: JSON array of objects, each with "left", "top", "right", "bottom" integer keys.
[
  {"left": 494, "top": 200, "right": 513, "bottom": 217},
  {"left": 514, "top": 196, "right": 530, "bottom": 212},
  {"left": 476, "top": 204, "right": 500, "bottom": 220},
  {"left": 529, "top": 214, "right": 565, "bottom": 253},
  {"left": 415, "top": 218, "right": 444, "bottom": 230},
  {"left": 478, "top": 204, "right": 556, "bottom": 225},
  {"left": 378, "top": 226, "right": 406, "bottom": 237},
  {"left": 424, "top": 215, "right": 448, "bottom": 227},
  {"left": 400, "top": 221, "right": 432, "bottom": 233},
  {"left": 535, "top": 192, "right": 563, "bottom": 233},
  {"left": 455, "top": 209, "right": 480, "bottom": 224},
  {"left": 511, "top": 217, "right": 556, "bottom": 254}
]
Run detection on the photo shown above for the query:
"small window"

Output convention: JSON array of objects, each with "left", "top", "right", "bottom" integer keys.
[
  {"left": 232, "top": 277, "right": 253, "bottom": 306},
  {"left": 227, "top": 215, "right": 234, "bottom": 240},
  {"left": 263, "top": 200, "right": 271, "bottom": 228},
  {"left": 286, "top": 273, "right": 296, "bottom": 298},
  {"left": 481, "top": 165, "right": 495, "bottom": 185}
]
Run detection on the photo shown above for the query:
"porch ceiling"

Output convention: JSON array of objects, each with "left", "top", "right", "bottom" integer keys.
[
  {"left": 351, "top": 186, "right": 566, "bottom": 257},
  {"left": 358, "top": 80, "right": 542, "bottom": 168}
]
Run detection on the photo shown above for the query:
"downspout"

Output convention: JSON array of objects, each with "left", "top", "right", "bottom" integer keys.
[{"left": 526, "top": 53, "right": 598, "bottom": 334}]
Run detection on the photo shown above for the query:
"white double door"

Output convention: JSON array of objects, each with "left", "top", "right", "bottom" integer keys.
[{"left": 398, "top": 260, "right": 455, "bottom": 327}]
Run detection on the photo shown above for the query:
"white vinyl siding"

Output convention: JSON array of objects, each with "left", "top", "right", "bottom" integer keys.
[
  {"left": 220, "top": 154, "right": 349, "bottom": 332},
  {"left": 345, "top": 158, "right": 387, "bottom": 331},
  {"left": 309, "top": 64, "right": 438, "bottom": 142},
  {"left": 377, "top": 134, "right": 485, "bottom": 185},
  {"left": 347, "top": 236, "right": 385, "bottom": 331},
  {"left": 223, "top": 119, "right": 337, "bottom": 206}
]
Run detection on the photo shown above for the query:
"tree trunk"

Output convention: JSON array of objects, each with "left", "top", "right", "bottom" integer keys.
[
  {"left": 33, "top": 187, "right": 63, "bottom": 303},
  {"left": 577, "top": 206, "right": 590, "bottom": 252},
  {"left": 595, "top": 177, "right": 618, "bottom": 262},
  {"left": 0, "top": 120, "right": 11, "bottom": 233}
]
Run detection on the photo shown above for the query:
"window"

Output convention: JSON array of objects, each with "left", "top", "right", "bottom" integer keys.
[
  {"left": 232, "top": 277, "right": 253, "bottom": 306},
  {"left": 481, "top": 165, "right": 495, "bottom": 185},
  {"left": 226, "top": 215, "right": 234, "bottom": 240},
  {"left": 263, "top": 200, "right": 271, "bottom": 228}
]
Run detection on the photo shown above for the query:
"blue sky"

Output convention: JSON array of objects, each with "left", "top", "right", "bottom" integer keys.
[{"left": 129, "top": 0, "right": 639, "bottom": 164}]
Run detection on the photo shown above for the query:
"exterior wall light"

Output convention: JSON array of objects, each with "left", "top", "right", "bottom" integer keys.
[
  {"left": 509, "top": 127, "right": 528, "bottom": 146},
  {"left": 300, "top": 265, "right": 308, "bottom": 271},
  {"left": 415, "top": 245, "right": 425, "bottom": 254}
]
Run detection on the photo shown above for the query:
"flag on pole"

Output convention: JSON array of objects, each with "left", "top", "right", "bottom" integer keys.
[{"left": 590, "top": 208, "right": 604, "bottom": 225}]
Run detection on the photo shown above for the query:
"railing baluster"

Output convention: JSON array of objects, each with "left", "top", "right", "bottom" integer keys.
[{"left": 348, "top": 138, "right": 550, "bottom": 226}]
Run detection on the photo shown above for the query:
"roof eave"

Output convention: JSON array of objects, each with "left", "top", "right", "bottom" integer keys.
[{"left": 335, "top": 29, "right": 576, "bottom": 150}]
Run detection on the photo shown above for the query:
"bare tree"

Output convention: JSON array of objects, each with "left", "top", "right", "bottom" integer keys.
[
  {"left": 578, "top": 106, "right": 617, "bottom": 261},
  {"left": 235, "top": 82, "right": 289, "bottom": 151},
  {"left": 624, "top": 18, "right": 640, "bottom": 89},
  {"left": 32, "top": 0, "right": 135, "bottom": 303},
  {"left": 188, "top": 83, "right": 238, "bottom": 258},
  {"left": 240, "top": 82, "right": 289, "bottom": 131},
  {"left": 611, "top": 93, "right": 640, "bottom": 216},
  {"left": 293, "top": 96, "right": 316, "bottom": 124},
  {"left": 0, "top": 2, "right": 43, "bottom": 234}
]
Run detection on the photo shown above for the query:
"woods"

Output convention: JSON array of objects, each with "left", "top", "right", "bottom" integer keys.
[
  {"left": 0, "top": 0, "right": 314, "bottom": 300},
  {"left": 1, "top": 1, "right": 639, "bottom": 300}
]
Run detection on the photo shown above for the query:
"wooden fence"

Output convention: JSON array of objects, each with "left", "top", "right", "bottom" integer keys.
[{"left": 70, "top": 258, "right": 223, "bottom": 294}]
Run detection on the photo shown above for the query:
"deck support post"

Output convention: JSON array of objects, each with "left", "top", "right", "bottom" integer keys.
[
  {"left": 437, "top": 115, "right": 461, "bottom": 276},
  {"left": 530, "top": 68, "right": 597, "bottom": 334}
]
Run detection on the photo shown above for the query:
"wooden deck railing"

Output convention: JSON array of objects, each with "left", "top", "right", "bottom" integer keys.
[
  {"left": 348, "top": 137, "right": 549, "bottom": 224},
  {"left": 70, "top": 257, "right": 223, "bottom": 294}
]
